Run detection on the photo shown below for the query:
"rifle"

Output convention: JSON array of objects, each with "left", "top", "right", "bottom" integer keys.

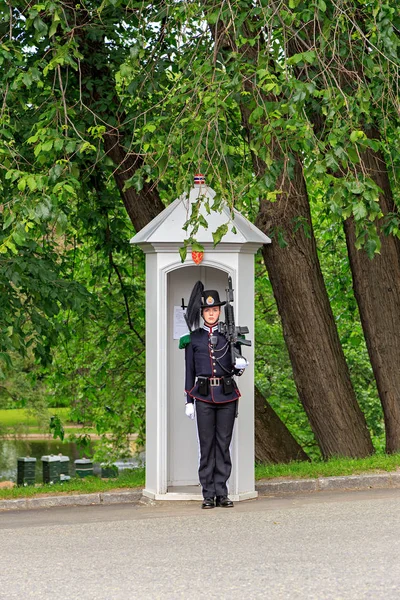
[{"left": 218, "top": 276, "right": 251, "bottom": 367}]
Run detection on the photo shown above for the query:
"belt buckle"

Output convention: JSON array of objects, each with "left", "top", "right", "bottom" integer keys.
[{"left": 209, "top": 377, "right": 219, "bottom": 387}]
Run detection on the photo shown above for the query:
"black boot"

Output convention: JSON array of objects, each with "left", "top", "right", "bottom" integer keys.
[
  {"left": 202, "top": 497, "right": 215, "bottom": 509},
  {"left": 216, "top": 496, "right": 234, "bottom": 508}
]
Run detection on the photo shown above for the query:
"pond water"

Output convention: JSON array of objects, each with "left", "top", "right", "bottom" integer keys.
[{"left": 0, "top": 439, "right": 144, "bottom": 482}]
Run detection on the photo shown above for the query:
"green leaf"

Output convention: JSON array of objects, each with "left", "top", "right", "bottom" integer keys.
[
  {"left": 23, "top": 72, "right": 32, "bottom": 87},
  {"left": 49, "top": 20, "right": 59, "bottom": 37},
  {"left": 27, "top": 176, "right": 37, "bottom": 191},
  {"left": 49, "top": 415, "right": 65, "bottom": 441},
  {"left": 13, "top": 231, "right": 25, "bottom": 246},
  {"left": 65, "top": 140, "right": 77, "bottom": 153},
  {"left": 347, "top": 148, "right": 360, "bottom": 164},
  {"left": 346, "top": 180, "right": 364, "bottom": 194},
  {"left": 3, "top": 213, "right": 15, "bottom": 230},
  {"left": 17, "top": 178, "right": 26, "bottom": 192},
  {"left": 353, "top": 203, "right": 367, "bottom": 220},
  {"left": 288, "top": 51, "right": 316, "bottom": 65},
  {"left": 198, "top": 215, "right": 209, "bottom": 229},
  {"left": 191, "top": 241, "right": 204, "bottom": 252},
  {"left": 212, "top": 223, "right": 228, "bottom": 247},
  {"left": 54, "top": 138, "right": 64, "bottom": 152},
  {"left": 365, "top": 238, "right": 378, "bottom": 259},
  {"left": 179, "top": 246, "right": 187, "bottom": 263},
  {"left": 5, "top": 239, "right": 17, "bottom": 254},
  {"left": 79, "top": 141, "right": 96, "bottom": 154},
  {"left": 143, "top": 123, "right": 157, "bottom": 133},
  {"left": 350, "top": 130, "right": 367, "bottom": 143},
  {"left": 41, "top": 140, "right": 53, "bottom": 152},
  {"left": 277, "top": 230, "right": 288, "bottom": 248},
  {"left": 249, "top": 106, "right": 263, "bottom": 124}
]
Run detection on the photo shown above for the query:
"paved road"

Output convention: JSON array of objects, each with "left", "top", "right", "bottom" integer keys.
[{"left": 1, "top": 488, "right": 400, "bottom": 599}]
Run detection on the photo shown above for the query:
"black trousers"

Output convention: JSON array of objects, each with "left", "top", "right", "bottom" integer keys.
[{"left": 195, "top": 399, "right": 237, "bottom": 499}]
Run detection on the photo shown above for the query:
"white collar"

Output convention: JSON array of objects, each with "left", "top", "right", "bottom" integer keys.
[{"left": 202, "top": 324, "right": 219, "bottom": 333}]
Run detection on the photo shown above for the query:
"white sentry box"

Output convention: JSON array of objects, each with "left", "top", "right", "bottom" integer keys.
[{"left": 130, "top": 179, "right": 270, "bottom": 501}]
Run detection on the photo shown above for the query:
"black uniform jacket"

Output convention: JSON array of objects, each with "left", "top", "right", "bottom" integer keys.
[{"left": 185, "top": 325, "right": 241, "bottom": 404}]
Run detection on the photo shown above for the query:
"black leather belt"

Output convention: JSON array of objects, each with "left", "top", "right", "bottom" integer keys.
[{"left": 197, "top": 376, "right": 224, "bottom": 387}]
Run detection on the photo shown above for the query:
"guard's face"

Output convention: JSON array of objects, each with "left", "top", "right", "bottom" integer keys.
[{"left": 202, "top": 306, "right": 221, "bottom": 325}]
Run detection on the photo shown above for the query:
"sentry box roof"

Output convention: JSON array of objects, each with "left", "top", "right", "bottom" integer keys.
[{"left": 130, "top": 180, "right": 271, "bottom": 246}]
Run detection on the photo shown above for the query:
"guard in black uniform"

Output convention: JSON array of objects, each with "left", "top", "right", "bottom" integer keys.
[{"left": 182, "top": 281, "right": 247, "bottom": 509}]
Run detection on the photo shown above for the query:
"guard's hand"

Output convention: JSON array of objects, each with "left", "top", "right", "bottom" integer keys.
[
  {"left": 185, "top": 403, "right": 195, "bottom": 420},
  {"left": 234, "top": 356, "right": 249, "bottom": 369}
]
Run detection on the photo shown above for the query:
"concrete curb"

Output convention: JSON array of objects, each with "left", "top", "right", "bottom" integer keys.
[
  {"left": 0, "top": 473, "right": 399, "bottom": 512},
  {"left": 256, "top": 472, "right": 400, "bottom": 496},
  {"left": 0, "top": 490, "right": 143, "bottom": 512}
]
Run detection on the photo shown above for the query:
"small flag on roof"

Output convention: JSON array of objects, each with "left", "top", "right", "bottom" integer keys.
[{"left": 194, "top": 173, "right": 205, "bottom": 185}]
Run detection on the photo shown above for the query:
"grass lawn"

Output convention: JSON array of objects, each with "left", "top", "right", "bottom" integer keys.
[
  {"left": 255, "top": 453, "right": 400, "bottom": 480},
  {"left": 0, "top": 408, "right": 94, "bottom": 434},
  {"left": 1, "top": 454, "right": 400, "bottom": 500},
  {"left": 0, "top": 469, "right": 146, "bottom": 500},
  {"left": 0, "top": 407, "right": 70, "bottom": 428}
]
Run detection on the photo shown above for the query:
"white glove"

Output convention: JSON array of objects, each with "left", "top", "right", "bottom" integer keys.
[
  {"left": 235, "top": 356, "right": 249, "bottom": 369},
  {"left": 185, "top": 403, "right": 195, "bottom": 420}
]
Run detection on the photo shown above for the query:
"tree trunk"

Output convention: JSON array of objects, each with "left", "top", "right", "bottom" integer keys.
[
  {"left": 103, "top": 131, "right": 165, "bottom": 232},
  {"left": 344, "top": 143, "right": 400, "bottom": 452},
  {"left": 255, "top": 157, "right": 373, "bottom": 458},
  {"left": 255, "top": 387, "right": 309, "bottom": 463},
  {"left": 207, "top": 15, "right": 374, "bottom": 458},
  {"left": 285, "top": 7, "right": 400, "bottom": 451}
]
